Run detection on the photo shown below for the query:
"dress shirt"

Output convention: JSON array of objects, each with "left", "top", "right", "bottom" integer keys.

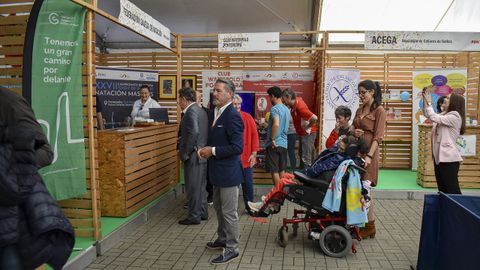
[{"left": 212, "top": 101, "right": 232, "bottom": 156}]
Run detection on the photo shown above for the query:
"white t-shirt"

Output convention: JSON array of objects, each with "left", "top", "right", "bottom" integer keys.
[{"left": 130, "top": 97, "right": 161, "bottom": 119}]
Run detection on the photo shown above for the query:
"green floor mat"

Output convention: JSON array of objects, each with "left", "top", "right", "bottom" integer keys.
[{"left": 376, "top": 169, "right": 429, "bottom": 190}]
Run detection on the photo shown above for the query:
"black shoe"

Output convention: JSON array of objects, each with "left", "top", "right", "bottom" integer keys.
[
  {"left": 207, "top": 196, "right": 213, "bottom": 205},
  {"left": 178, "top": 218, "right": 200, "bottom": 225},
  {"left": 210, "top": 250, "right": 239, "bottom": 265},
  {"left": 205, "top": 241, "right": 226, "bottom": 250},
  {"left": 183, "top": 203, "right": 188, "bottom": 209},
  {"left": 245, "top": 209, "right": 254, "bottom": 217},
  {"left": 201, "top": 216, "right": 208, "bottom": 221}
]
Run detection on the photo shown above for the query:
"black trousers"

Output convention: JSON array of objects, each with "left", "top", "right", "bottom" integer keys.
[{"left": 433, "top": 161, "right": 461, "bottom": 194}]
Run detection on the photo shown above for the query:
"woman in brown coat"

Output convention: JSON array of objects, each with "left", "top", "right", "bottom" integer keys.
[{"left": 352, "top": 80, "right": 386, "bottom": 239}]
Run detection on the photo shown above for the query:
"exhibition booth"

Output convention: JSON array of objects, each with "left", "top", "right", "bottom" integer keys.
[{"left": 1, "top": 0, "right": 480, "bottom": 268}]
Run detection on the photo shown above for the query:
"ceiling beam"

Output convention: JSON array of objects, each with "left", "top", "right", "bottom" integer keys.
[
  {"left": 311, "top": 0, "right": 324, "bottom": 47},
  {"left": 434, "top": 0, "right": 455, "bottom": 31}
]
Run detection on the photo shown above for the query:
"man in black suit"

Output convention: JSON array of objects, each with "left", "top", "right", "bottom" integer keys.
[
  {"left": 178, "top": 87, "right": 209, "bottom": 225},
  {"left": 198, "top": 79, "right": 244, "bottom": 265}
]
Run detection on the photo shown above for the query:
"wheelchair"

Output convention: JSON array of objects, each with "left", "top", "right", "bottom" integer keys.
[{"left": 253, "top": 161, "right": 368, "bottom": 258}]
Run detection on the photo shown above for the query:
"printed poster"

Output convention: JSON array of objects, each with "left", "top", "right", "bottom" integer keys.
[
  {"left": 412, "top": 68, "right": 468, "bottom": 169},
  {"left": 96, "top": 67, "right": 159, "bottom": 129}
]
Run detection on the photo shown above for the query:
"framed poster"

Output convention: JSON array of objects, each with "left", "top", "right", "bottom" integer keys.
[
  {"left": 457, "top": 135, "right": 476, "bottom": 156},
  {"left": 181, "top": 75, "right": 197, "bottom": 91},
  {"left": 159, "top": 75, "right": 176, "bottom": 99}
]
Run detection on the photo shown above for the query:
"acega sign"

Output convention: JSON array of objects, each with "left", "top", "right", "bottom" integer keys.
[{"left": 365, "top": 31, "right": 480, "bottom": 51}]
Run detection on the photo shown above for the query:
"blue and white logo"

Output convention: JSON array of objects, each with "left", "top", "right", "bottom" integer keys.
[{"left": 325, "top": 75, "right": 357, "bottom": 108}]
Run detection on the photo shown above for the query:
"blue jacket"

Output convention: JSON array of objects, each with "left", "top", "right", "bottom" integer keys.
[
  {"left": 303, "top": 148, "right": 348, "bottom": 178},
  {"left": 207, "top": 104, "right": 244, "bottom": 187}
]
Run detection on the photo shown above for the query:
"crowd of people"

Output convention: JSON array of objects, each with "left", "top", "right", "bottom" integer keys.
[
  {"left": 175, "top": 78, "right": 386, "bottom": 264},
  {"left": 1, "top": 76, "right": 467, "bottom": 267},
  {"left": 174, "top": 77, "right": 469, "bottom": 264}
]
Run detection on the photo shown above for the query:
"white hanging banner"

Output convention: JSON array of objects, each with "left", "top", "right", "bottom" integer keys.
[
  {"left": 322, "top": 69, "right": 360, "bottom": 149},
  {"left": 119, "top": 0, "right": 171, "bottom": 48},
  {"left": 218, "top": 32, "right": 279, "bottom": 52},
  {"left": 365, "top": 31, "right": 480, "bottom": 51}
]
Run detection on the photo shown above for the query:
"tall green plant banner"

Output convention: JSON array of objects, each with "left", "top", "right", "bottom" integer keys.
[{"left": 23, "top": 0, "right": 87, "bottom": 200}]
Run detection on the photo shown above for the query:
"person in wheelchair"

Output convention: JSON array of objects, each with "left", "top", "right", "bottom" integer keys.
[{"left": 248, "top": 136, "right": 369, "bottom": 213}]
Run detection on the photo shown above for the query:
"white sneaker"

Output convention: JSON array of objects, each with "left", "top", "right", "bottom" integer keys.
[
  {"left": 261, "top": 195, "right": 266, "bottom": 202},
  {"left": 248, "top": 201, "right": 264, "bottom": 212}
]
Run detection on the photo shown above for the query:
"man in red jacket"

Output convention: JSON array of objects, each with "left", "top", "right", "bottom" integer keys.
[
  {"left": 233, "top": 94, "right": 259, "bottom": 215},
  {"left": 282, "top": 88, "right": 318, "bottom": 168}
]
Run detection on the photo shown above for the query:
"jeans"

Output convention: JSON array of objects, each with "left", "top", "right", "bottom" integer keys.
[
  {"left": 241, "top": 167, "right": 254, "bottom": 209},
  {"left": 287, "top": 133, "right": 297, "bottom": 170}
]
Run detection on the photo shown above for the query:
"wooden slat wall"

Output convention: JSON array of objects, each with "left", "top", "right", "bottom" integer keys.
[
  {"left": 0, "top": 1, "right": 101, "bottom": 239},
  {"left": 466, "top": 52, "right": 480, "bottom": 120},
  {"left": 97, "top": 51, "right": 314, "bottom": 184},
  {"left": 325, "top": 52, "right": 478, "bottom": 169},
  {"left": 0, "top": 2, "right": 31, "bottom": 94},
  {"left": 417, "top": 125, "right": 480, "bottom": 188},
  {"left": 97, "top": 51, "right": 313, "bottom": 122},
  {"left": 97, "top": 48, "right": 480, "bottom": 174},
  {"left": 97, "top": 125, "right": 178, "bottom": 217}
]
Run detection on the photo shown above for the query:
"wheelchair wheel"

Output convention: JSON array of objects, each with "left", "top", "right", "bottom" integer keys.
[
  {"left": 277, "top": 226, "right": 288, "bottom": 247},
  {"left": 318, "top": 225, "right": 352, "bottom": 258}
]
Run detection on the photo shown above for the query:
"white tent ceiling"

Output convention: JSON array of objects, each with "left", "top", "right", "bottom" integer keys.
[
  {"left": 94, "top": 0, "right": 480, "bottom": 49},
  {"left": 321, "top": 0, "right": 480, "bottom": 43}
]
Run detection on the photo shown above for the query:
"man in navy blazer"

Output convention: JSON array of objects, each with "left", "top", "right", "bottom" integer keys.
[{"left": 198, "top": 79, "right": 244, "bottom": 265}]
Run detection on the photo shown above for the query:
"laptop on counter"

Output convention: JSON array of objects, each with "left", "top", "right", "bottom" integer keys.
[{"left": 149, "top": 108, "right": 169, "bottom": 123}]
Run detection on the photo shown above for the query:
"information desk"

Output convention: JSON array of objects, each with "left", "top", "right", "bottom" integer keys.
[
  {"left": 417, "top": 125, "right": 480, "bottom": 188},
  {"left": 98, "top": 124, "right": 179, "bottom": 217}
]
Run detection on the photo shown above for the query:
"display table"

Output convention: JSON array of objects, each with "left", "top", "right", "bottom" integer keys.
[
  {"left": 417, "top": 124, "right": 480, "bottom": 188},
  {"left": 98, "top": 125, "right": 179, "bottom": 217}
]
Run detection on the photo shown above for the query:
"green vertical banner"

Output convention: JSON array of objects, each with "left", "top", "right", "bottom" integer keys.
[{"left": 23, "top": 0, "right": 87, "bottom": 200}]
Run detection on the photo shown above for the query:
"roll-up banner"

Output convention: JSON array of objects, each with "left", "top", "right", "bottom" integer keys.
[
  {"left": 323, "top": 69, "right": 360, "bottom": 149},
  {"left": 23, "top": 0, "right": 86, "bottom": 200}
]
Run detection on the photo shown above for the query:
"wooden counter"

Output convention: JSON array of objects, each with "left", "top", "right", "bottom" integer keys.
[
  {"left": 98, "top": 125, "right": 179, "bottom": 217},
  {"left": 417, "top": 125, "right": 480, "bottom": 188}
]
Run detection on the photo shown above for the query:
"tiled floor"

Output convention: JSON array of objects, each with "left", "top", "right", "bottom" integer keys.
[{"left": 87, "top": 194, "right": 423, "bottom": 270}]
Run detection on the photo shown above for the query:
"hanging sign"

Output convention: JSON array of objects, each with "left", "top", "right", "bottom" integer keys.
[
  {"left": 219, "top": 32, "right": 279, "bottom": 52},
  {"left": 119, "top": 0, "right": 171, "bottom": 48},
  {"left": 365, "top": 31, "right": 480, "bottom": 51}
]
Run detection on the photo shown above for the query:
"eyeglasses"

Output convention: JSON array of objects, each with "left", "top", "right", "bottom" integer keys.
[{"left": 358, "top": 90, "right": 372, "bottom": 96}]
